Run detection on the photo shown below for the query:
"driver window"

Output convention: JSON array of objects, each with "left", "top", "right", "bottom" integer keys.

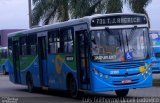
[
  {"left": 108, "top": 35, "right": 117, "bottom": 46},
  {"left": 91, "top": 32, "right": 100, "bottom": 55}
]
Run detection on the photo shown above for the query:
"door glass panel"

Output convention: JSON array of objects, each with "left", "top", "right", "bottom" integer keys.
[{"left": 76, "top": 30, "right": 89, "bottom": 85}]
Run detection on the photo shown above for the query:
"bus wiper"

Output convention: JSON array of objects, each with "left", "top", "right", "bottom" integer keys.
[
  {"left": 105, "top": 27, "right": 111, "bottom": 34},
  {"left": 105, "top": 27, "right": 121, "bottom": 45},
  {"left": 125, "top": 26, "right": 137, "bottom": 52},
  {"left": 105, "top": 27, "right": 123, "bottom": 55},
  {"left": 127, "top": 26, "right": 137, "bottom": 41}
]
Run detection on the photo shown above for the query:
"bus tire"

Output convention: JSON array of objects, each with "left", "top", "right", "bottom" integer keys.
[
  {"left": 2, "top": 66, "right": 6, "bottom": 75},
  {"left": 115, "top": 89, "right": 129, "bottom": 97},
  {"left": 69, "top": 77, "right": 78, "bottom": 98},
  {"left": 26, "top": 73, "right": 34, "bottom": 93}
]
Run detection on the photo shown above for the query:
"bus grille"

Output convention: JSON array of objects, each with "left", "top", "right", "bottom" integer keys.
[{"left": 105, "top": 62, "right": 145, "bottom": 69}]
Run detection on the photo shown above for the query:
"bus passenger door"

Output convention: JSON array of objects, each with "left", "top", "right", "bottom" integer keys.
[
  {"left": 76, "top": 30, "right": 90, "bottom": 90},
  {"left": 38, "top": 32, "right": 48, "bottom": 87},
  {"left": 12, "top": 41, "right": 21, "bottom": 84}
]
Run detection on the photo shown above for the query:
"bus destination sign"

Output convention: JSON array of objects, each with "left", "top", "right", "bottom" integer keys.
[{"left": 91, "top": 15, "right": 147, "bottom": 27}]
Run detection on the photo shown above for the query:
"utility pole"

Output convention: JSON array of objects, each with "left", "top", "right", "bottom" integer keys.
[{"left": 28, "top": 0, "right": 32, "bottom": 28}]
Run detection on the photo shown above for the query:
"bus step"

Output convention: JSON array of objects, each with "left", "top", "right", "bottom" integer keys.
[
  {"left": 79, "top": 89, "right": 89, "bottom": 92},
  {"left": 42, "top": 86, "right": 48, "bottom": 90}
]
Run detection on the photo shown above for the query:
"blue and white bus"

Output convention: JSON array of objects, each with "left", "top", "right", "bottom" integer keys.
[
  {"left": 0, "top": 47, "right": 9, "bottom": 75},
  {"left": 8, "top": 13, "right": 152, "bottom": 97},
  {"left": 150, "top": 31, "right": 160, "bottom": 73}
]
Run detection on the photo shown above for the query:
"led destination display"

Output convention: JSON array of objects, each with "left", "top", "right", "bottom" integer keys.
[{"left": 91, "top": 15, "right": 147, "bottom": 26}]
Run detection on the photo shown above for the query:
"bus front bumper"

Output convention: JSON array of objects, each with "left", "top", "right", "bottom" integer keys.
[{"left": 91, "top": 72, "right": 152, "bottom": 92}]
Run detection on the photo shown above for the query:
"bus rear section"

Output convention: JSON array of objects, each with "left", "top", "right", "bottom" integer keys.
[
  {"left": 150, "top": 31, "right": 160, "bottom": 73},
  {"left": 0, "top": 47, "right": 9, "bottom": 75}
]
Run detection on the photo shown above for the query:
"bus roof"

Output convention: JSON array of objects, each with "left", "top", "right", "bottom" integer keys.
[{"left": 8, "top": 13, "right": 147, "bottom": 37}]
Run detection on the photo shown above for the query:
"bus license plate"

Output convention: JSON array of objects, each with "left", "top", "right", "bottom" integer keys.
[{"left": 121, "top": 79, "right": 132, "bottom": 84}]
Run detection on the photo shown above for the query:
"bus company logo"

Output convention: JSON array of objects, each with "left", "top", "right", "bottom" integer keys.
[
  {"left": 139, "top": 66, "right": 146, "bottom": 73},
  {"left": 53, "top": 55, "right": 64, "bottom": 74},
  {"left": 139, "top": 63, "right": 149, "bottom": 73}
]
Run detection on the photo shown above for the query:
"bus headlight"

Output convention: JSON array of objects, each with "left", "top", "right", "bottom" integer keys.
[
  {"left": 93, "top": 68, "right": 108, "bottom": 79},
  {"left": 148, "top": 67, "right": 151, "bottom": 71},
  {"left": 93, "top": 68, "right": 98, "bottom": 75},
  {"left": 148, "top": 72, "right": 151, "bottom": 75},
  {"left": 105, "top": 75, "right": 109, "bottom": 79},
  {"left": 143, "top": 75, "right": 146, "bottom": 78},
  {"left": 99, "top": 73, "right": 103, "bottom": 78}
]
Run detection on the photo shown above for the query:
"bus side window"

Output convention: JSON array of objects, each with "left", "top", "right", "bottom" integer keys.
[
  {"left": 48, "top": 30, "right": 59, "bottom": 54},
  {"left": 8, "top": 38, "right": 12, "bottom": 57},
  {"left": 60, "top": 28, "right": 73, "bottom": 53},
  {"left": 28, "top": 34, "right": 37, "bottom": 55},
  {"left": 20, "top": 36, "right": 27, "bottom": 56},
  {"left": 51, "top": 28, "right": 74, "bottom": 54}
]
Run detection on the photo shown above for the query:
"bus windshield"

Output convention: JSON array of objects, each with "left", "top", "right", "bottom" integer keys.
[{"left": 91, "top": 28, "right": 148, "bottom": 62}]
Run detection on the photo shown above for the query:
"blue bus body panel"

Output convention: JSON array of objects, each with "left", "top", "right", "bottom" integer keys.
[
  {"left": 8, "top": 55, "right": 152, "bottom": 92},
  {"left": 20, "top": 57, "right": 41, "bottom": 87},
  {"left": 90, "top": 59, "right": 152, "bottom": 92},
  {"left": 0, "top": 65, "right": 2, "bottom": 73},
  {"left": 0, "top": 66, "right": 1, "bottom": 72},
  {"left": 5, "top": 60, "right": 10, "bottom": 72},
  {"left": 8, "top": 61, "right": 14, "bottom": 82},
  {"left": 150, "top": 31, "right": 160, "bottom": 73},
  {"left": 47, "top": 55, "right": 76, "bottom": 90},
  {"left": 91, "top": 74, "right": 152, "bottom": 92},
  {"left": 8, "top": 53, "right": 152, "bottom": 93},
  {"left": 9, "top": 55, "right": 77, "bottom": 91},
  {"left": 42, "top": 60, "right": 48, "bottom": 86},
  {"left": 151, "top": 47, "right": 160, "bottom": 73},
  {"left": 9, "top": 57, "right": 41, "bottom": 87},
  {"left": 0, "top": 59, "right": 10, "bottom": 73}
]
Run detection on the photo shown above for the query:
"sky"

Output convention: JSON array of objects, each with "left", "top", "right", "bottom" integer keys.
[
  {"left": 0, "top": 0, "right": 160, "bottom": 30},
  {"left": 0, "top": 0, "right": 28, "bottom": 29}
]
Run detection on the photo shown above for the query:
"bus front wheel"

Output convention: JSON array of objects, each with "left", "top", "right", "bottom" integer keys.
[
  {"left": 27, "top": 74, "right": 34, "bottom": 93},
  {"left": 115, "top": 89, "right": 129, "bottom": 97}
]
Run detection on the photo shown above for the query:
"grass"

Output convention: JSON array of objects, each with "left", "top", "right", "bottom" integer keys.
[{"left": 153, "top": 79, "right": 160, "bottom": 87}]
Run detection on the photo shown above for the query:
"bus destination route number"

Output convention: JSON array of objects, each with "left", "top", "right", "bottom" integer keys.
[{"left": 91, "top": 15, "right": 147, "bottom": 27}]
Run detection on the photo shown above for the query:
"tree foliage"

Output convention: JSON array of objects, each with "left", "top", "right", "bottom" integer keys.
[{"left": 31, "top": 0, "right": 152, "bottom": 26}]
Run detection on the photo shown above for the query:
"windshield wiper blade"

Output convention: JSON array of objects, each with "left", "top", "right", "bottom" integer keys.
[
  {"left": 105, "top": 27, "right": 123, "bottom": 57},
  {"left": 127, "top": 26, "right": 137, "bottom": 41},
  {"left": 125, "top": 26, "right": 138, "bottom": 53},
  {"left": 105, "top": 27, "right": 121, "bottom": 45}
]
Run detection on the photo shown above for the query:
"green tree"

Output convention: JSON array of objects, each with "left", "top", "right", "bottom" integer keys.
[
  {"left": 32, "top": 0, "right": 70, "bottom": 25},
  {"left": 106, "top": 0, "right": 123, "bottom": 13},
  {"left": 31, "top": 0, "right": 151, "bottom": 26},
  {"left": 32, "top": 0, "right": 123, "bottom": 25},
  {"left": 70, "top": 0, "right": 123, "bottom": 18}
]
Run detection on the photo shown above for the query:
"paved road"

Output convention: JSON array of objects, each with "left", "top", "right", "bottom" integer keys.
[{"left": 0, "top": 75, "right": 160, "bottom": 103}]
